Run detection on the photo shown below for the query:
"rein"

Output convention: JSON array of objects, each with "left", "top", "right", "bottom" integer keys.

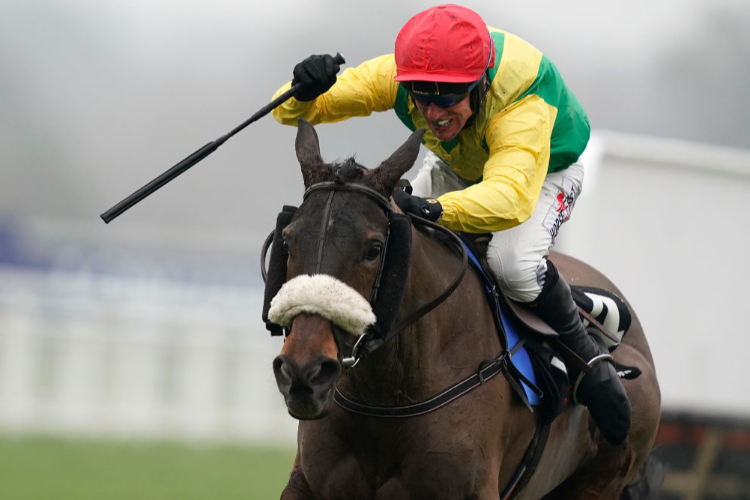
[{"left": 359, "top": 214, "right": 468, "bottom": 358}]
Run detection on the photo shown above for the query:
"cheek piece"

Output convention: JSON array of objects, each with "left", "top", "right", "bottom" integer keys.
[{"left": 262, "top": 206, "right": 298, "bottom": 336}]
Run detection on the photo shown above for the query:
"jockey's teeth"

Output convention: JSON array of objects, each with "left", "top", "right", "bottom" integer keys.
[{"left": 434, "top": 119, "right": 451, "bottom": 127}]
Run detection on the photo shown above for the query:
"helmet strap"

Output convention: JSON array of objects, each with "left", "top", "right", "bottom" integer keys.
[{"left": 463, "top": 71, "right": 491, "bottom": 130}]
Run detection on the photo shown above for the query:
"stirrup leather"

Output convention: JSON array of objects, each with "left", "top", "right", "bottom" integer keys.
[{"left": 572, "top": 353, "right": 614, "bottom": 405}]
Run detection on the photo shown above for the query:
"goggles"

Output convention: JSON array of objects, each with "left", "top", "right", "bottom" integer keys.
[
  {"left": 406, "top": 40, "right": 493, "bottom": 109},
  {"left": 408, "top": 77, "right": 483, "bottom": 108}
]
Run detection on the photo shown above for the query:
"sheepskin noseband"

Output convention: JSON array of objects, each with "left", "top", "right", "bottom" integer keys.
[{"left": 267, "top": 274, "right": 377, "bottom": 337}]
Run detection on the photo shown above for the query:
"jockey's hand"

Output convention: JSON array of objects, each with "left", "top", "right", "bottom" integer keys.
[
  {"left": 392, "top": 188, "right": 443, "bottom": 223},
  {"left": 292, "top": 54, "right": 341, "bottom": 102}
]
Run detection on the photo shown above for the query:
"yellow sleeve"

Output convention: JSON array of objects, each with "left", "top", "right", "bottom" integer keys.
[
  {"left": 271, "top": 55, "right": 400, "bottom": 126},
  {"left": 437, "top": 94, "right": 553, "bottom": 233}
]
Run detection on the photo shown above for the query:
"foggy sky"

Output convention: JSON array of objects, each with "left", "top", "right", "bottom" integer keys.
[{"left": 1, "top": 0, "right": 749, "bottom": 255}]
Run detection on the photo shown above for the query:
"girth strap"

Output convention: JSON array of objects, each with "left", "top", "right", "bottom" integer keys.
[{"left": 500, "top": 421, "right": 552, "bottom": 500}]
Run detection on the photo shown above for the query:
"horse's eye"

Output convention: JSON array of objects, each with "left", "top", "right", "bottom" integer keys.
[
  {"left": 282, "top": 238, "right": 290, "bottom": 252},
  {"left": 365, "top": 242, "right": 383, "bottom": 262}
]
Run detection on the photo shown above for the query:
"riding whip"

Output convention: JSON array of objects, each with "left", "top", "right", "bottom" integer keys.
[{"left": 100, "top": 52, "right": 346, "bottom": 224}]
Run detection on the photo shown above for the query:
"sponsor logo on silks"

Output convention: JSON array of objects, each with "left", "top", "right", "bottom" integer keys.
[
  {"left": 555, "top": 192, "right": 568, "bottom": 213},
  {"left": 543, "top": 180, "right": 577, "bottom": 243}
]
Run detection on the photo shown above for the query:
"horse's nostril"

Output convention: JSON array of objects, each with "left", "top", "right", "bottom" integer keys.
[
  {"left": 308, "top": 359, "right": 341, "bottom": 387},
  {"left": 273, "top": 356, "right": 293, "bottom": 387}
]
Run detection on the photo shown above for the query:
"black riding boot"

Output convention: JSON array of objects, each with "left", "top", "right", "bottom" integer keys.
[{"left": 531, "top": 260, "right": 631, "bottom": 445}]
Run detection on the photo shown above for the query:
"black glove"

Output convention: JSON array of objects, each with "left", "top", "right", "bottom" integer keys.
[
  {"left": 392, "top": 187, "right": 443, "bottom": 222},
  {"left": 292, "top": 54, "right": 341, "bottom": 102}
]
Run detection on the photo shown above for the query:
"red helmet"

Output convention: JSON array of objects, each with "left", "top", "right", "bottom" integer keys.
[{"left": 394, "top": 4, "right": 495, "bottom": 83}]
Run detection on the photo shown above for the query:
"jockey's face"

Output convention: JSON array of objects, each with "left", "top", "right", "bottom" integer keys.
[{"left": 413, "top": 95, "right": 473, "bottom": 142}]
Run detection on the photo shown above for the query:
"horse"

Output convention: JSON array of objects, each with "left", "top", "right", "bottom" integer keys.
[{"left": 265, "top": 119, "right": 661, "bottom": 499}]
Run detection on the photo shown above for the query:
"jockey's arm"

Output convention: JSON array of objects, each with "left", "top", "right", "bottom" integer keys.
[
  {"left": 436, "top": 94, "right": 553, "bottom": 233},
  {"left": 272, "top": 55, "right": 400, "bottom": 125}
]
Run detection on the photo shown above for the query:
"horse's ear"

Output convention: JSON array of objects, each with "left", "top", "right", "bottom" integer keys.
[
  {"left": 369, "top": 128, "right": 425, "bottom": 196},
  {"left": 295, "top": 118, "right": 329, "bottom": 188}
]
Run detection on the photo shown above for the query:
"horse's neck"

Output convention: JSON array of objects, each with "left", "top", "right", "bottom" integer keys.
[{"left": 342, "top": 226, "right": 499, "bottom": 405}]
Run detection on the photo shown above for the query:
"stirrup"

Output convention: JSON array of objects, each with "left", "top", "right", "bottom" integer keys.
[{"left": 572, "top": 353, "right": 614, "bottom": 405}]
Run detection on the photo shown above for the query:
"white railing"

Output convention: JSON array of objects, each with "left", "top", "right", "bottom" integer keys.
[{"left": 0, "top": 266, "right": 297, "bottom": 445}]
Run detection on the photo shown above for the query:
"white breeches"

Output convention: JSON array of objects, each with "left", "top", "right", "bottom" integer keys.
[{"left": 411, "top": 152, "right": 585, "bottom": 303}]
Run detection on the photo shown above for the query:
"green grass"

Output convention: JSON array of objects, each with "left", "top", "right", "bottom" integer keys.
[{"left": 0, "top": 435, "right": 295, "bottom": 500}]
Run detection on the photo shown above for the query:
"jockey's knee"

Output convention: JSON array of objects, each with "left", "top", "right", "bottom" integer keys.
[{"left": 486, "top": 247, "right": 545, "bottom": 303}]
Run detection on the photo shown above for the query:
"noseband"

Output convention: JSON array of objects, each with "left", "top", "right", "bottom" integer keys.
[{"left": 261, "top": 181, "right": 468, "bottom": 368}]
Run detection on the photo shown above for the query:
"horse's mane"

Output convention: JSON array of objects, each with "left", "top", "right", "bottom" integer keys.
[
  {"left": 329, "top": 158, "right": 366, "bottom": 183},
  {"left": 421, "top": 225, "right": 454, "bottom": 247},
  {"left": 323, "top": 158, "right": 456, "bottom": 249},
  {"left": 324, "top": 157, "right": 391, "bottom": 198}
]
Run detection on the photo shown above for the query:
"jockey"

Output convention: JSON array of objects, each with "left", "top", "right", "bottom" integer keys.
[{"left": 271, "top": 3, "right": 630, "bottom": 445}]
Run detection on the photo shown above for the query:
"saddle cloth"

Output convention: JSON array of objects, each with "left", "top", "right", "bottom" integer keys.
[
  {"left": 459, "top": 239, "right": 544, "bottom": 406},
  {"left": 459, "top": 237, "right": 633, "bottom": 419}
]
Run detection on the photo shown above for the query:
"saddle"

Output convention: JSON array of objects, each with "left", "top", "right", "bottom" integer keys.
[
  {"left": 457, "top": 233, "right": 640, "bottom": 424},
  {"left": 460, "top": 234, "right": 631, "bottom": 342}
]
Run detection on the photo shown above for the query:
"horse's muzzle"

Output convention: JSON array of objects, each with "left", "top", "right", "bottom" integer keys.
[{"left": 273, "top": 354, "right": 342, "bottom": 419}]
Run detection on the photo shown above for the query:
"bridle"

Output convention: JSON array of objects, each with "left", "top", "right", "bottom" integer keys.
[
  {"left": 261, "top": 181, "right": 534, "bottom": 420},
  {"left": 261, "top": 181, "right": 468, "bottom": 368}
]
